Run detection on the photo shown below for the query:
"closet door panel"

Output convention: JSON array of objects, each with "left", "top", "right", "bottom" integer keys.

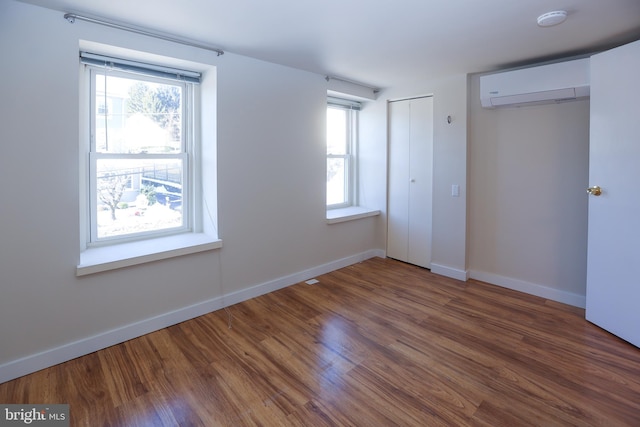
[
  {"left": 407, "top": 97, "right": 433, "bottom": 268},
  {"left": 387, "top": 100, "right": 411, "bottom": 262}
]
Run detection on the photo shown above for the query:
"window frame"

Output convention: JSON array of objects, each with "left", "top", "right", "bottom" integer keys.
[
  {"left": 82, "top": 59, "right": 199, "bottom": 248},
  {"left": 76, "top": 47, "right": 221, "bottom": 276},
  {"left": 326, "top": 102, "right": 358, "bottom": 210}
]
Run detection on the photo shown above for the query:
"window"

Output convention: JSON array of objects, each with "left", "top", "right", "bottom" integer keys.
[
  {"left": 82, "top": 53, "right": 199, "bottom": 245},
  {"left": 327, "top": 97, "right": 360, "bottom": 209}
]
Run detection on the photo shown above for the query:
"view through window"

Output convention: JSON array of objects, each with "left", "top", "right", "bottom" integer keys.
[
  {"left": 326, "top": 104, "right": 356, "bottom": 208},
  {"left": 87, "top": 66, "right": 194, "bottom": 243}
]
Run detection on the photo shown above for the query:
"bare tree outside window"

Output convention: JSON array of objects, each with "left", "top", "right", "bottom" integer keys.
[{"left": 97, "top": 168, "right": 130, "bottom": 221}]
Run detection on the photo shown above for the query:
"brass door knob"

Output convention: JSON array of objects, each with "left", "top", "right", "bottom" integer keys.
[{"left": 587, "top": 186, "right": 602, "bottom": 196}]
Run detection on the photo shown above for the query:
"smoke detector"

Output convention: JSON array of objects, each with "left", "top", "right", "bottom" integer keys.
[{"left": 537, "top": 10, "right": 568, "bottom": 27}]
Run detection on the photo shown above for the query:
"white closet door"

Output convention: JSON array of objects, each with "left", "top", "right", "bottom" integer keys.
[
  {"left": 387, "top": 100, "right": 411, "bottom": 262},
  {"left": 387, "top": 96, "right": 433, "bottom": 268},
  {"left": 407, "top": 97, "right": 433, "bottom": 267}
]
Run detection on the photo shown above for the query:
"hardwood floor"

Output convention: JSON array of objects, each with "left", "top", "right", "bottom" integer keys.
[{"left": 1, "top": 257, "right": 639, "bottom": 426}]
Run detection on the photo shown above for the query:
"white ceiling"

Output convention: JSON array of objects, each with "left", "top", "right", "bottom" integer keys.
[{"left": 16, "top": 0, "right": 640, "bottom": 90}]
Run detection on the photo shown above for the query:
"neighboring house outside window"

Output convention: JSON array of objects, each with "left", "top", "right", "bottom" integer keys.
[{"left": 327, "top": 97, "right": 360, "bottom": 209}]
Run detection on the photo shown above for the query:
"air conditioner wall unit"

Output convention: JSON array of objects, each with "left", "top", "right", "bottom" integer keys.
[{"left": 480, "top": 58, "right": 590, "bottom": 108}]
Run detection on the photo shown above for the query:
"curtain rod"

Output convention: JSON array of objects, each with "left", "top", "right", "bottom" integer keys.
[{"left": 64, "top": 13, "right": 224, "bottom": 56}]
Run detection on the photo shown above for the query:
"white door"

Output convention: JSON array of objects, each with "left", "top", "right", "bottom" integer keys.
[
  {"left": 585, "top": 40, "right": 640, "bottom": 347},
  {"left": 387, "top": 99, "right": 411, "bottom": 262},
  {"left": 387, "top": 96, "right": 433, "bottom": 268}
]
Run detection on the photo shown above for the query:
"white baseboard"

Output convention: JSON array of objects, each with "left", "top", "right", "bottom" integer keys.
[
  {"left": 0, "top": 249, "right": 384, "bottom": 384},
  {"left": 469, "top": 270, "right": 586, "bottom": 309},
  {"left": 430, "top": 263, "right": 469, "bottom": 282}
]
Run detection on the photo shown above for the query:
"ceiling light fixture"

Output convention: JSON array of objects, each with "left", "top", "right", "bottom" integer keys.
[{"left": 537, "top": 10, "right": 568, "bottom": 27}]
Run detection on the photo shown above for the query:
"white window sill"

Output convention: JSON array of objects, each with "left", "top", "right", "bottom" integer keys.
[
  {"left": 77, "top": 233, "right": 222, "bottom": 276},
  {"left": 326, "top": 206, "right": 381, "bottom": 224}
]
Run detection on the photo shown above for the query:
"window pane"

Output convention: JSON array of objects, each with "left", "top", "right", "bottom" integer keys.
[
  {"left": 327, "top": 108, "right": 347, "bottom": 155},
  {"left": 95, "top": 74, "right": 183, "bottom": 154},
  {"left": 95, "top": 158, "right": 184, "bottom": 239},
  {"left": 327, "top": 157, "right": 346, "bottom": 205}
]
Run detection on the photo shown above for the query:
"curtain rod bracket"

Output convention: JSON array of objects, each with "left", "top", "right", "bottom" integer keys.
[
  {"left": 326, "top": 75, "right": 379, "bottom": 92},
  {"left": 63, "top": 13, "right": 224, "bottom": 56}
]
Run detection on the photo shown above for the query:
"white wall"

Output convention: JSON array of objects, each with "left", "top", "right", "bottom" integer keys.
[
  {"left": 0, "top": 1, "right": 384, "bottom": 382},
  {"left": 430, "top": 76, "right": 468, "bottom": 280},
  {"left": 467, "top": 73, "right": 590, "bottom": 307}
]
